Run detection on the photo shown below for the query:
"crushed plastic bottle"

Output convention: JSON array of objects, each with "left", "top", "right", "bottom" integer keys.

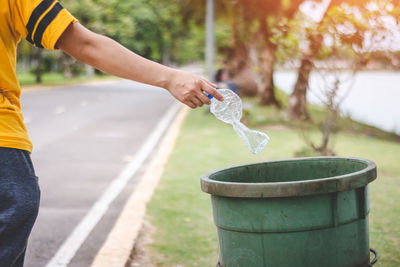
[{"left": 206, "top": 89, "right": 269, "bottom": 154}]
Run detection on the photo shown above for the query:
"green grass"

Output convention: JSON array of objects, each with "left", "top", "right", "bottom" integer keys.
[
  {"left": 145, "top": 107, "right": 400, "bottom": 267},
  {"left": 17, "top": 71, "right": 113, "bottom": 87}
]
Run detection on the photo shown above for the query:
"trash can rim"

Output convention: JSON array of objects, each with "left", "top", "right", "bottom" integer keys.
[{"left": 200, "top": 156, "right": 377, "bottom": 198}]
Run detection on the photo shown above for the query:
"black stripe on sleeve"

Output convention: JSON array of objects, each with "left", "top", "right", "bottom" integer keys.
[
  {"left": 26, "top": 0, "right": 56, "bottom": 44},
  {"left": 33, "top": 3, "right": 64, "bottom": 48}
]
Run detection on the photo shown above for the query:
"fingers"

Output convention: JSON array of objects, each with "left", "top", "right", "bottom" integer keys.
[
  {"left": 169, "top": 72, "right": 224, "bottom": 108},
  {"left": 187, "top": 100, "right": 197, "bottom": 109},
  {"left": 200, "top": 80, "right": 224, "bottom": 101},
  {"left": 202, "top": 78, "right": 218, "bottom": 89},
  {"left": 181, "top": 89, "right": 202, "bottom": 109},
  {"left": 192, "top": 96, "right": 203, "bottom": 107},
  {"left": 196, "top": 90, "right": 212, "bottom": 105},
  {"left": 185, "top": 95, "right": 208, "bottom": 109}
]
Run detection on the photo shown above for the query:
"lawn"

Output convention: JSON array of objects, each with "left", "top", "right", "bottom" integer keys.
[
  {"left": 17, "top": 71, "right": 113, "bottom": 87},
  {"left": 145, "top": 106, "right": 400, "bottom": 267}
]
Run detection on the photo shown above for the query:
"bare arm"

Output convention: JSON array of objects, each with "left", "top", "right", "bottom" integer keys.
[{"left": 56, "top": 22, "right": 223, "bottom": 108}]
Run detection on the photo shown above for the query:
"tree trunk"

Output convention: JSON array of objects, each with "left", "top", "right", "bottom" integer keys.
[
  {"left": 85, "top": 65, "right": 95, "bottom": 78},
  {"left": 34, "top": 48, "right": 43, "bottom": 84},
  {"left": 259, "top": 44, "right": 280, "bottom": 107},
  {"left": 288, "top": 1, "right": 333, "bottom": 120},
  {"left": 258, "top": 15, "right": 280, "bottom": 107},
  {"left": 228, "top": 10, "right": 258, "bottom": 96},
  {"left": 61, "top": 52, "right": 73, "bottom": 79},
  {"left": 231, "top": 67, "right": 259, "bottom": 97},
  {"left": 288, "top": 32, "right": 325, "bottom": 120},
  {"left": 288, "top": 58, "right": 313, "bottom": 120},
  {"left": 229, "top": 35, "right": 258, "bottom": 96},
  {"left": 162, "top": 44, "right": 171, "bottom": 66}
]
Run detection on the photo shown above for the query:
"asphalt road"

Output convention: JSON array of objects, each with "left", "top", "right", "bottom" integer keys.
[{"left": 21, "top": 80, "right": 177, "bottom": 267}]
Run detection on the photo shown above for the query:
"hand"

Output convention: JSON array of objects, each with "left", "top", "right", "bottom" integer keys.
[{"left": 166, "top": 69, "right": 224, "bottom": 108}]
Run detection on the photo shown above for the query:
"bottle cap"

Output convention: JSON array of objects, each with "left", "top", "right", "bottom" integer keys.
[{"left": 202, "top": 90, "right": 214, "bottom": 99}]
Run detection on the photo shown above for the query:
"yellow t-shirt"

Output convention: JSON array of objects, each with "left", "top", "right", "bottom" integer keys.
[{"left": 0, "top": 0, "right": 77, "bottom": 152}]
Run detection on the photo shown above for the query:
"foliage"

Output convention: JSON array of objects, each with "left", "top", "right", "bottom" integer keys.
[
  {"left": 213, "top": 0, "right": 308, "bottom": 105},
  {"left": 16, "top": 0, "right": 400, "bottom": 85},
  {"left": 292, "top": 0, "right": 400, "bottom": 155},
  {"left": 216, "top": 0, "right": 306, "bottom": 68},
  {"left": 17, "top": 0, "right": 210, "bottom": 80}
]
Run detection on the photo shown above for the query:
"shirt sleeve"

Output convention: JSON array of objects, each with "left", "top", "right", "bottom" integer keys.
[{"left": 13, "top": 0, "right": 78, "bottom": 50}]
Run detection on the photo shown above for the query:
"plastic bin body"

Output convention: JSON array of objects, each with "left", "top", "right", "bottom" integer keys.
[{"left": 201, "top": 157, "right": 377, "bottom": 267}]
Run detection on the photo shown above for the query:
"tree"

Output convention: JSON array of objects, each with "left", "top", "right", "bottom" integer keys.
[
  {"left": 255, "top": 0, "right": 304, "bottom": 106},
  {"left": 297, "top": 0, "right": 399, "bottom": 155},
  {"left": 288, "top": 0, "right": 335, "bottom": 120},
  {"left": 15, "top": 0, "right": 211, "bottom": 80},
  {"left": 218, "top": 0, "right": 259, "bottom": 96},
  {"left": 63, "top": 0, "right": 209, "bottom": 64},
  {"left": 33, "top": 47, "right": 43, "bottom": 83},
  {"left": 219, "top": 0, "right": 305, "bottom": 105},
  {"left": 288, "top": 0, "right": 400, "bottom": 120}
]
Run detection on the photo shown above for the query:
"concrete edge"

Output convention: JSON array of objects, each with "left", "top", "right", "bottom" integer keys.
[{"left": 90, "top": 105, "right": 190, "bottom": 267}]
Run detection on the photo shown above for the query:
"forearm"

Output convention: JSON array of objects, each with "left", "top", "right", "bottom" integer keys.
[
  {"left": 57, "top": 22, "right": 223, "bottom": 108},
  {"left": 59, "top": 24, "right": 174, "bottom": 88}
]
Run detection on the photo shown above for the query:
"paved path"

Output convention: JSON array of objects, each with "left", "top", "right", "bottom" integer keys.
[{"left": 21, "top": 80, "right": 177, "bottom": 267}]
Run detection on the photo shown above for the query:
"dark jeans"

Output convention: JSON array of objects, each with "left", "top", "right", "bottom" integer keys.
[{"left": 0, "top": 147, "right": 40, "bottom": 267}]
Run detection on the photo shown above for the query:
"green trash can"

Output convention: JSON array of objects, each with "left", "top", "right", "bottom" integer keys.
[{"left": 201, "top": 157, "right": 377, "bottom": 267}]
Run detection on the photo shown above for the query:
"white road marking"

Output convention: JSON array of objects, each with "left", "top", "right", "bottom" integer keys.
[
  {"left": 90, "top": 106, "right": 189, "bottom": 267},
  {"left": 45, "top": 102, "right": 181, "bottom": 267},
  {"left": 122, "top": 155, "right": 134, "bottom": 162}
]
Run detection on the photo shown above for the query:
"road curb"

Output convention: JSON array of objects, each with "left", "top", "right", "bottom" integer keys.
[{"left": 90, "top": 105, "right": 189, "bottom": 267}]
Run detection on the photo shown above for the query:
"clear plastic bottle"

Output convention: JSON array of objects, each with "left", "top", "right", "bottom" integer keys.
[{"left": 206, "top": 89, "right": 269, "bottom": 154}]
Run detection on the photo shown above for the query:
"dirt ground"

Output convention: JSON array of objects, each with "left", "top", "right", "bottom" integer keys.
[{"left": 127, "top": 220, "right": 157, "bottom": 267}]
